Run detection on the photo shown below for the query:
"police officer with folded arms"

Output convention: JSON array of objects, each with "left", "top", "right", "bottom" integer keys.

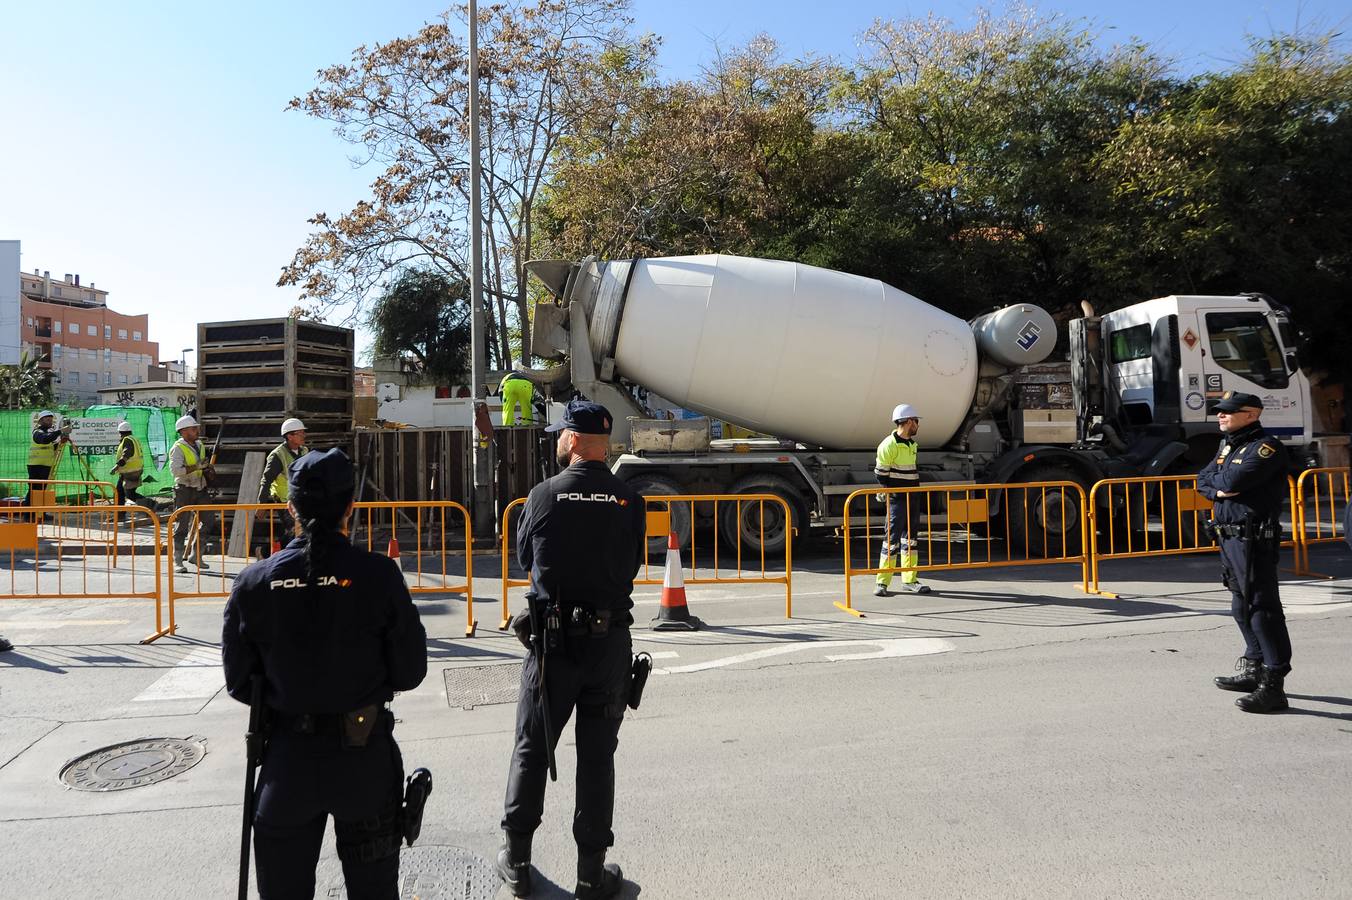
[
  {"left": 496, "top": 400, "right": 647, "bottom": 900},
  {"left": 223, "top": 449, "right": 429, "bottom": 898},
  {"left": 1197, "top": 391, "right": 1293, "bottom": 713}
]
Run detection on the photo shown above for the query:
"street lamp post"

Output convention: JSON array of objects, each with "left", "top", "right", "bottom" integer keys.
[{"left": 467, "top": 0, "right": 493, "bottom": 538}]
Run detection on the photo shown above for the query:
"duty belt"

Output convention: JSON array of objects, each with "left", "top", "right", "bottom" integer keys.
[
  {"left": 1205, "top": 520, "right": 1277, "bottom": 540},
  {"left": 275, "top": 704, "right": 386, "bottom": 737}
]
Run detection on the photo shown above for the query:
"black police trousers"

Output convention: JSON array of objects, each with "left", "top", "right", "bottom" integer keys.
[
  {"left": 502, "top": 623, "right": 632, "bottom": 854},
  {"left": 253, "top": 715, "right": 404, "bottom": 900},
  {"left": 1218, "top": 535, "right": 1292, "bottom": 673}
]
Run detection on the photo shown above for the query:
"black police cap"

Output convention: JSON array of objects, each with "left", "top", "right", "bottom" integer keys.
[
  {"left": 1214, "top": 391, "right": 1264, "bottom": 412},
  {"left": 545, "top": 400, "right": 613, "bottom": 435},
  {"left": 288, "top": 448, "right": 356, "bottom": 507}
]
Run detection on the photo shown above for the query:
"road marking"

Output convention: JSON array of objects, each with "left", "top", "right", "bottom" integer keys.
[
  {"left": 655, "top": 638, "right": 953, "bottom": 674},
  {"left": 0, "top": 619, "right": 131, "bottom": 630},
  {"left": 649, "top": 651, "right": 680, "bottom": 660},
  {"left": 132, "top": 647, "right": 223, "bottom": 702}
]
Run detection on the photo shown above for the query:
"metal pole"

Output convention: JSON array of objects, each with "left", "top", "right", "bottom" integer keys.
[{"left": 468, "top": 0, "right": 493, "bottom": 537}]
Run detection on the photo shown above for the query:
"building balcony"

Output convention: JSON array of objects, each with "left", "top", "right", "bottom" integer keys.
[{"left": 34, "top": 327, "right": 52, "bottom": 338}]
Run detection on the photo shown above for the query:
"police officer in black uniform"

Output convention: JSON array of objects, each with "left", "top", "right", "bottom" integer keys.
[
  {"left": 1196, "top": 391, "right": 1292, "bottom": 714},
  {"left": 496, "top": 401, "right": 645, "bottom": 900},
  {"left": 223, "top": 449, "right": 428, "bottom": 898}
]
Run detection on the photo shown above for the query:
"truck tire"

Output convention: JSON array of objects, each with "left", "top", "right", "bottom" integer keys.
[
  {"left": 625, "top": 474, "right": 692, "bottom": 556},
  {"left": 1005, "top": 465, "right": 1089, "bottom": 558},
  {"left": 717, "top": 473, "right": 806, "bottom": 557}
]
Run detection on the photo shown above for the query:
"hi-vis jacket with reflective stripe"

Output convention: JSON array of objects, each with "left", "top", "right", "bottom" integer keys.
[{"left": 875, "top": 432, "right": 919, "bottom": 487}]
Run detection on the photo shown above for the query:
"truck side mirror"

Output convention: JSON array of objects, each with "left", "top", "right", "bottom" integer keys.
[{"left": 1285, "top": 351, "right": 1299, "bottom": 374}]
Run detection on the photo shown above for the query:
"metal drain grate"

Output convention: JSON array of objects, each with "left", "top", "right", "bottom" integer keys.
[
  {"left": 443, "top": 663, "right": 523, "bottom": 710},
  {"left": 316, "top": 844, "right": 500, "bottom": 899}
]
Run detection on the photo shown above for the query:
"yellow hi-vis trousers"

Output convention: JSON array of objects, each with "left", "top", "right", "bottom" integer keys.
[{"left": 501, "top": 378, "right": 534, "bottom": 425}]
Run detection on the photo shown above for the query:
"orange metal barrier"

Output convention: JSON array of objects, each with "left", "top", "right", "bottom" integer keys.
[
  {"left": 638, "top": 494, "right": 794, "bottom": 618},
  {"left": 1086, "top": 475, "right": 1302, "bottom": 595},
  {"left": 1292, "top": 467, "right": 1349, "bottom": 577},
  {"left": 837, "top": 481, "right": 1091, "bottom": 616},
  {"left": 500, "top": 497, "right": 529, "bottom": 630},
  {"left": 0, "top": 504, "right": 161, "bottom": 607},
  {"left": 1, "top": 478, "right": 116, "bottom": 509},
  {"left": 149, "top": 500, "right": 475, "bottom": 643},
  {"left": 501, "top": 493, "right": 795, "bottom": 622}
]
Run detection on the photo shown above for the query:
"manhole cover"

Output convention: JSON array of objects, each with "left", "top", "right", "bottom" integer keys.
[
  {"left": 59, "top": 736, "right": 207, "bottom": 792},
  {"left": 317, "top": 844, "right": 499, "bottom": 899},
  {"left": 443, "top": 664, "right": 522, "bottom": 710}
]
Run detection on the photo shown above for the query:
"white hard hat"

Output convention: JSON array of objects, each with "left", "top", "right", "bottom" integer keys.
[
  {"left": 117, "top": 421, "right": 133, "bottom": 433},
  {"left": 891, "top": 403, "right": 922, "bottom": 423},
  {"left": 281, "top": 417, "right": 306, "bottom": 436},
  {"left": 38, "top": 409, "right": 56, "bottom": 419},
  {"left": 175, "top": 415, "right": 199, "bottom": 432}
]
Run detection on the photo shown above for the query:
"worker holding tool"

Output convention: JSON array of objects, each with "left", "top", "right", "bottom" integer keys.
[
  {"left": 170, "top": 415, "right": 216, "bottom": 573},
  {"left": 25, "top": 410, "right": 70, "bottom": 505},
  {"left": 111, "top": 421, "right": 145, "bottom": 506}
]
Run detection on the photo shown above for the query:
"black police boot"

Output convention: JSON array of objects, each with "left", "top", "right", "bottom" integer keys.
[
  {"left": 1214, "top": 656, "right": 1261, "bottom": 692},
  {"left": 1236, "top": 667, "right": 1289, "bottom": 714},
  {"left": 495, "top": 831, "right": 533, "bottom": 898},
  {"left": 574, "top": 850, "right": 623, "bottom": 900}
]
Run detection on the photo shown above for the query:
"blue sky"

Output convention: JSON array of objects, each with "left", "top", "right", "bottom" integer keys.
[{"left": 1, "top": 0, "right": 1346, "bottom": 364}]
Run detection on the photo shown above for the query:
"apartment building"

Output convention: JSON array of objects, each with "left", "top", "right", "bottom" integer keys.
[{"left": 19, "top": 269, "right": 160, "bottom": 405}]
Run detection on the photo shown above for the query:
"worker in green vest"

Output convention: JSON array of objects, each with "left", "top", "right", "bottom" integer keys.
[
  {"left": 111, "top": 421, "right": 145, "bottom": 506},
  {"left": 25, "top": 410, "right": 70, "bottom": 506},
  {"left": 258, "top": 418, "right": 309, "bottom": 553},
  {"left": 259, "top": 418, "right": 310, "bottom": 504},
  {"left": 500, "top": 371, "right": 536, "bottom": 426},
  {"left": 874, "top": 403, "right": 932, "bottom": 597},
  {"left": 170, "top": 415, "right": 216, "bottom": 574}
]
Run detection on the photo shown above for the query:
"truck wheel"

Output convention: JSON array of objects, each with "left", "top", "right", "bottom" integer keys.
[
  {"left": 1005, "top": 466, "right": 1089, "bottom": 558},
  {"left": 717, "top": 474, "right": 806, "bottom": 557},
  {"left": 625, "top": 475, "right": 692, "bottom": 557}
]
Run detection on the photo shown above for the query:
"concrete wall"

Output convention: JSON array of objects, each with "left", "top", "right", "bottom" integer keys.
[{"left": 0, "top": 241, "right": 19, "bottom": 365}]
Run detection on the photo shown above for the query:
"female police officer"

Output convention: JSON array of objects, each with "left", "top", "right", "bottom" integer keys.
[{"left": 223, "top": 448, "right": 427, "bottom": 898}]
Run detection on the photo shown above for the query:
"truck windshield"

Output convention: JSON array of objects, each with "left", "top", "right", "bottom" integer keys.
[{"left": 1205, "top": 312, "right": 1289, "bottom": 389}]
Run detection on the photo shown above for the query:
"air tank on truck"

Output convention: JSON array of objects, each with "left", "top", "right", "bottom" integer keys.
[{"left": 523, "top": 254, "right": 1313, "bottom": 554}]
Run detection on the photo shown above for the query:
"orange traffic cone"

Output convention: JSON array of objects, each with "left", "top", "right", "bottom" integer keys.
[
  {"left": 387, "top": 534, "right": 401, "bottom": 559},
  {"left": 651, "top": 532, "right": 703, "bottom": 631}
]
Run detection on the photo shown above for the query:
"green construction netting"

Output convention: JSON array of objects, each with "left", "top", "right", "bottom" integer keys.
[{"left": 0, "top": 405, "right": 183, "bottom": 501}]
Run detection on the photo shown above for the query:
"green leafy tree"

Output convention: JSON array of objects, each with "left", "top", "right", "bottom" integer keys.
[
  {"left": 368, "top": 269, "right": 473, "bottom": 386},
  {"left": 280, "top": 0, "right": 650, "bottom": 368},
  {"left": 0, "top": 350, "right": 54, "bottom": 410}
]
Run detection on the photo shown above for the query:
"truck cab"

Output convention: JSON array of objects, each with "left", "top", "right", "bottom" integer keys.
[{"left": 1098, "top": 294, "right": 1311, "bottom": 466}]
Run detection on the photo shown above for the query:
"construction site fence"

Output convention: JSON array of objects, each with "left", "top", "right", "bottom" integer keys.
[
  {"left": 146, "top": 500, "right": 474, "bottom": 643},
  {"left": 500, "top": 492, "right": 795, "bottom": 626},
  {"left": 0, "top": 504, "right": 162, "bottom": 609},
  {"left": 0, "top": 405, "right": 185, "bottom": 500},
  {"left": 838, "top": 481, "right": 1091, "bottom": 616}
]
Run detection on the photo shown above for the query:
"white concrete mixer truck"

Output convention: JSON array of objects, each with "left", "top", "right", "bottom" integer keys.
[{"left": 524, "top": 254, "right": 1315, "bottom": 553}]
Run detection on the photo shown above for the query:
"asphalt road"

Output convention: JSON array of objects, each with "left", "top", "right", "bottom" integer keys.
[{"left": 1, "top": 540, "right": 1349, "bottom": 899}]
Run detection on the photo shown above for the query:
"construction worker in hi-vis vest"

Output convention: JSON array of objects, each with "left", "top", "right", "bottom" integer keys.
[
  {"left": 500, "top": 371, "right": 535, "bottom": 426},
  {"left": 874, "top": 403, "right": 931, "bottom": 596},
  {"left": 111, "top": 421, "right": 145, "bottom": 506},
  {"left": 26, "top": 410, "right": 69, "bottom": 506}
]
